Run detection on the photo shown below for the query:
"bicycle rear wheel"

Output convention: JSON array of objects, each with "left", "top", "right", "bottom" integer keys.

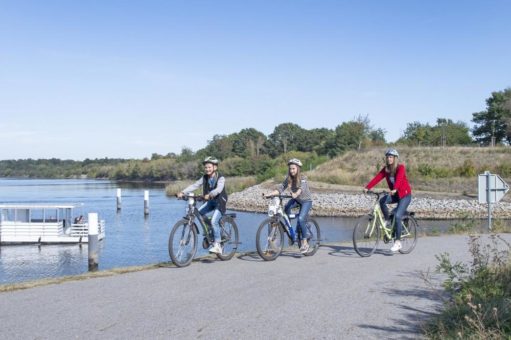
[
  {"left": 353, "top": 214, "right": 380, "bottom": 257},
  {"left": 399, "top": 216, "right": 418, "bottom": 254},
  {"left": 216, "top": 216, "right": 239, "bottom": 261},
  {"left": 168, "top": 219, "right": 197, "bottom": 267},
  {"left": 302, "top": 218, "right": 320, "bottom": 256},
  {"left": 256, "top": 218, "right": 284, "bottom": 261}
]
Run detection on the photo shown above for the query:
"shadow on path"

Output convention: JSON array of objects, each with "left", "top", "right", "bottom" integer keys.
[{"left": 357, "top": 271, "right": 444, "bottom": 338}]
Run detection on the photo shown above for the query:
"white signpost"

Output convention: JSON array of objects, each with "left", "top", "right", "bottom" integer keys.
[{"left": 478, "top": 171, "right": 509, "bottom": 230}]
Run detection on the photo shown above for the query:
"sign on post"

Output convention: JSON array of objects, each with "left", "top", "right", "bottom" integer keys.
[
  {"left": 478, "top": 172, "right": 509, "bottom": 203},
  {"left": 478, "top": 171, "right": 509, "bottom": 230}
]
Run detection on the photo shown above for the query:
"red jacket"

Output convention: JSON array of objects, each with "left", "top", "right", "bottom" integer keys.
[{"left": 365, "top": 164, "right": 412, "bottom": 199}]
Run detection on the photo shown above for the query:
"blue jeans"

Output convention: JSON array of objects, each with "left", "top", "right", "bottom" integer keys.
[
  {"left": 198, "top": 201, "right": 222, "bottom": 243},
  {"left": 379, "top": 193, "right": 412, "bottom": 240},
  {"left": 284, "top": 199, "right": 312, "bottom": 240}
]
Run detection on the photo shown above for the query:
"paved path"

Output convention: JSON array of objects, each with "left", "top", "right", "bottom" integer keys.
[{"left": 1, "top": 234, "right": 509, "bottom": 339}]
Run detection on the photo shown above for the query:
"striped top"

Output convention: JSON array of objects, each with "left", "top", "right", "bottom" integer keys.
[{"left": 277, "top": 175, "right": 312, "bottom": 203}]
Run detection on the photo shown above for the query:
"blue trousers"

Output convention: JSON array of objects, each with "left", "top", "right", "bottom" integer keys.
[
  {"left": 198, "top": 200, "right": 222, "bottom": 243},
  {"left": 379, "top": 193, "right": 412, "bottom": 240},
  {"left": 284, "top": 199, "right": 312, "bottom": 240}
]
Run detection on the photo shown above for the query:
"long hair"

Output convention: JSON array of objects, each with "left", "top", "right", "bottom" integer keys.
[
  {"left": 288, "top": 166, "right": 302, "bottom": 189},
  {"left": 385, "top": 158, "right": 398, "bottom": 176}
]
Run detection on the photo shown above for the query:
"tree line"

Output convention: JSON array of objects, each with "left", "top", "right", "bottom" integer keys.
[{"left": 0, "top": 87, "right": 509, "bottom": 181}]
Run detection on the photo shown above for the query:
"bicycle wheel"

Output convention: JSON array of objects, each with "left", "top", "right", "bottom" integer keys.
[
  {"left": 353, "top": 214, "right": 380, "bottom": 257},
  {"left": 399, "top": 216, "right": 418, "bottom": 254},
  {"left": 216, "top": 216, "right": 239, "bottom": 261},
  {"left": 256, "top": 218, "right": 284, "bottom": 261},
  {"left": 168, "top": 219, "right": 197, "bottom": 267},
  {"left": 302, "top": 218, "right": 320, "bottom": 256}
]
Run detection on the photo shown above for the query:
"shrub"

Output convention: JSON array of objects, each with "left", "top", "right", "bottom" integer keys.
[
  {"left": 424, "top": 235, "right": 511, "bottom": 339},
  {"left": 456, "top": 160, "right": 477, "bottom": 177},
  {"left": 418, "top": 163, "right": 433, "bottom": 177}
]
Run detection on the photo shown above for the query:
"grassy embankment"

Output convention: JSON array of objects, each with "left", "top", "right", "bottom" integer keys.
[
  {"left": 307, "top": 146, "right": 511, "bottom": 196},
  {"left": 164, "top": 146, "right": 511, "bottom": 198}
]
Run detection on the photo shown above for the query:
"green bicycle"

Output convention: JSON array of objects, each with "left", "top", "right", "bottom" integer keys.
[{"left": 352, "top": 190, "right": 418, "bottom": 257}]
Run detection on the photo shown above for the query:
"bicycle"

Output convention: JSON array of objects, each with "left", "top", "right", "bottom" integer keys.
[
  {"left": 352, "top": 190, "right": 418, "bottom": 257},
  {"left": 256, "top": 194, "right": 320, "bottom": 261},
  {"left": 168, "top": 193, "right": 239, "bottom": 267}
]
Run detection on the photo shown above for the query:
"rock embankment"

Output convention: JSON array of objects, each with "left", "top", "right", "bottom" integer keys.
[{"left": 228, "top": 184, "right": 511, "bottom": 219}]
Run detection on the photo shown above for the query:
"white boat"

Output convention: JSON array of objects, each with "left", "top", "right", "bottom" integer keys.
[{"left": 0, "top": 204, "right": 105, "bottom": 244}]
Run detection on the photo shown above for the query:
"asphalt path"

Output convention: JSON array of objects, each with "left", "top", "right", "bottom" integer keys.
[{"left": 2, "top": 234, "right": 509, "bottom": 339}]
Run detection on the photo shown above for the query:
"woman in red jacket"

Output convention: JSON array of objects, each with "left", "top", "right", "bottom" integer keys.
[{"left": 364, "top": 148, "right": 412, "bottom": 252}]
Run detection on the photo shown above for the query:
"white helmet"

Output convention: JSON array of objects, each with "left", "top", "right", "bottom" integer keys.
[
  {"left": 288, "top": 158, "right": 303, "bottom": 167},
  {"left": 202, "top": 156, "right": 219, "bottom": 165},
  {"left": 385, "top": 148, "right": 399, "bottom": 157}
]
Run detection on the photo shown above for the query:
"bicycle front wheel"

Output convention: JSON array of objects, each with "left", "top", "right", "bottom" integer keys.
[
  {"left": 303, "top": 218, "right": 320, "bottom": 256},
  {"left": 399, "top": 216, "right": 418, "bottom": 254},
  {"left": 216, "top": 216, "right": 239, "bottom": 261},
  {"left": 168, "top": 219, "right": 197, "bottom": 267},
  {"left": 353, "top": 214, "right": 380, "bottom": 257},
  {"left": 256, "top": 218, "right": 284, "bottom": 261}
]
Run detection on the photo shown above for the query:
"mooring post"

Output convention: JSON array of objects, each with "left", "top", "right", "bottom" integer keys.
[
  {"left": 88, "top": 212, "right": 99, "bottom": 272},
  {"left": 144, "top": 190, "right": 150, "bottom": 216},
  {"left": 116, "top": 188, "right": 122, "bottom": 211}
]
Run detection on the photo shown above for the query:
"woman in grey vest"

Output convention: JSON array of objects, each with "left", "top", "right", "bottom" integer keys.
[
  {"left": 265, "top": 158, "right": 313, "bottom": 254},
  {"left": 177, "top": 156, "right": 228, "bottom": 254}
]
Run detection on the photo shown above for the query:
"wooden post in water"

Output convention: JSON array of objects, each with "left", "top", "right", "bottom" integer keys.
[
  {"left": 88, "top": 213, "right": 99, "bottom": 272},
  {"left": 144, "top": 190, "right": 150, "bottom": 216},
  {"left": 116, "top": 188, "right": 122, "bottom": 211}
]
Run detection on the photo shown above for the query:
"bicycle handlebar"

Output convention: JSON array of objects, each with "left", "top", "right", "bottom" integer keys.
[
  {"left": 176, "top": 194, "right": 206, "bottom": 202},
  {"left": 365, "top": 190, "right": 388, "bottom": 198},
  {"left": 262, "top": 194, "right": 293, "bottom": 199}
]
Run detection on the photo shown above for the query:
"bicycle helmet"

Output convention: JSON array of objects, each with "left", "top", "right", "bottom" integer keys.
[
  {"left": 385, "top": 148, "right": 399, "bottom": 158},
  {"left": 287, "top": 158, "right": 303, "bottom": 167},
  {"left": 202, "top": 156, "right": 219, "bottom": 165}
]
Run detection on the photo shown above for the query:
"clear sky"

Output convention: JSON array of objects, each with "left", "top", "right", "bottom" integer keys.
[{"left": 1, "top": 0, "right": 510, "bottom": 160}]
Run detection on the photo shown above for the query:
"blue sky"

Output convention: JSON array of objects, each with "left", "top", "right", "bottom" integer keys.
[{"left": 1, "top": 0, "right": 510, "bottom": 160}]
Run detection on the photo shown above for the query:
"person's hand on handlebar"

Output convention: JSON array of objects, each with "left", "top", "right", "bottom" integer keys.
[
  {"left": 176, "top": 192, "right": 185, "bottom": 198},
  {"left": 363, "top": 188, "right": 368, "bottom": 194},
  {"left": 264, "top": 190, "right": 279, "bottom": 198},
  {"left": 204, "top": 194, "right": 210, "bottom": 200}
]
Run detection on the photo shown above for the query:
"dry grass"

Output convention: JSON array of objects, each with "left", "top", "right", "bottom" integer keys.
[{"left": 307, "top": 146, "right": 511, "bottom": 195}]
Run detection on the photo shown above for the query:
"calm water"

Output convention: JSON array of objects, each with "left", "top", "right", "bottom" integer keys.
[{"left": 0, "top": 178, "right": 377, "bottom": 284}]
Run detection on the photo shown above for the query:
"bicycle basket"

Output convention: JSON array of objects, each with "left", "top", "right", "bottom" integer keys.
[{"left": 268, "top": 197, "right": 280, "bottom": 216}]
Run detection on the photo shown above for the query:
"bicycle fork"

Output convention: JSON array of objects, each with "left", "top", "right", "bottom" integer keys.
[{"left": 282, "top": 215, "right": 295, "bottom": 240}]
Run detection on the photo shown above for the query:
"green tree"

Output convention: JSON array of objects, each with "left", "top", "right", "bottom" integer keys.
[
  {"left": 472, "top": 88, "right": 511, "bottom": 145},
  {"left": 266, "top": 123, "right": 307, "bottom": 156},
  {"left": 324, "top": 115, "right": 375, "bottom": 157},
  {"left": 398, "top": 119, "right": 472, "bottom": 146},
  {"left": 232, "top": 128, "right": 267, "bottom": 157}
]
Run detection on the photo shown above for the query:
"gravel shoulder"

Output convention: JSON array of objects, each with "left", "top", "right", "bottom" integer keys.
[{"left": 228, "top": 181, "right": 511, "bottom": 219}]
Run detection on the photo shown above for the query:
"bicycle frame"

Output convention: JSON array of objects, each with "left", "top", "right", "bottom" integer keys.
[
  {"left": 183, "top": 195, "right": 215, "bottom": 242},
  {"left": 365, "top": 192, "right": 412, "bottom": 240},
  {"left": 267, "top": 196, "right": 298, "bottom": 240}
]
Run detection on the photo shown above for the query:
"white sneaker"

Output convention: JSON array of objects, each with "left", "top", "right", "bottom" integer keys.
[
  {"left": 209, "top": 242, "right": 222, "bottom": 254},
  {"left": 390, "top": 240, "right": 402, "bottom": 252}
]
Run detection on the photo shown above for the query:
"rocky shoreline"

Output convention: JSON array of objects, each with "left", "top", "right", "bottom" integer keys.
[{"left": 227, "top": 184, "right": 511, "bottom": 219}]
